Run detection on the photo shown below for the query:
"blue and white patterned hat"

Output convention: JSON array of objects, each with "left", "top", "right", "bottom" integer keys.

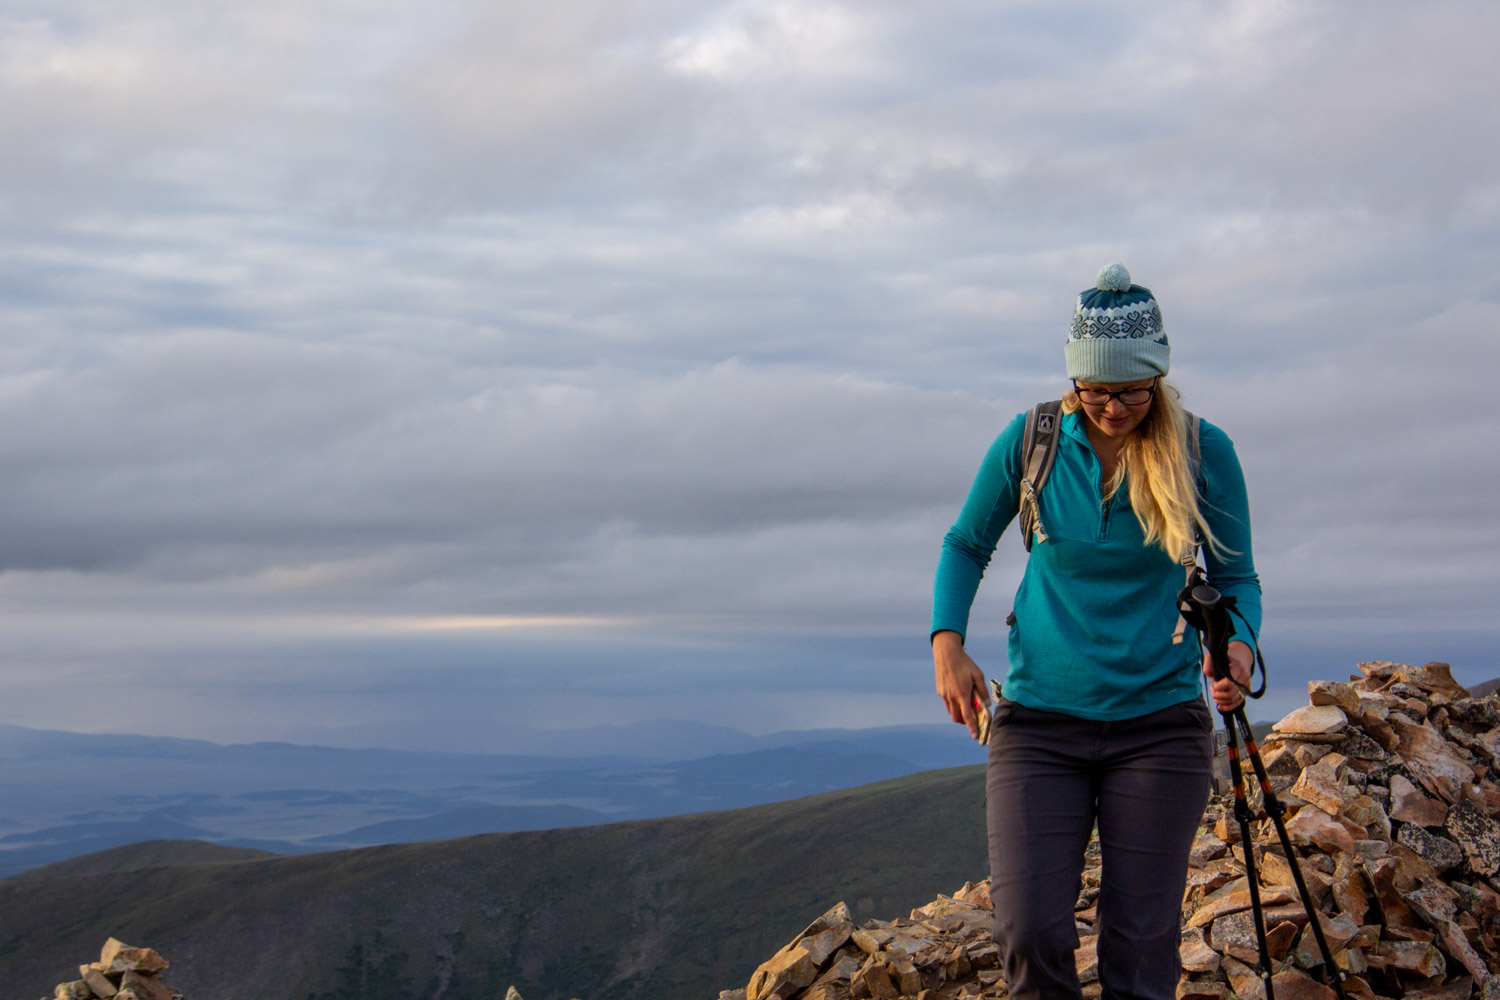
[{"left": 1065, "top": 263, "right": 1169, "bottom": 383}]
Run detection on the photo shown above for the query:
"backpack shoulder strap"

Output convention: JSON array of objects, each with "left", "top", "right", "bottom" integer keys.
[
  {"left": 1184, "top": 410, "right": 1202, "bottom": 489},
  {"left": 1017, "top": 400, "right": 1063, "bottom": 552},
  {"left": 1171, "top": 410, "right": 1206, "bottom": 645}
]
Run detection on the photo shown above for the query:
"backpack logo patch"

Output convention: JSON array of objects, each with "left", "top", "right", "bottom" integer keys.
[{"left": 1036, "top": 412, "right": 1056, "bottom": 433}]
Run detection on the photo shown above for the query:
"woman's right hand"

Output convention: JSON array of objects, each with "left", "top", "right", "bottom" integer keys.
[{"left": 932, "top": 630, "right": 989, "bottom": 739}]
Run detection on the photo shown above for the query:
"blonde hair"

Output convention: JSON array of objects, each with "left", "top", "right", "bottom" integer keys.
[{"left": 1061, "top": 380, "right": 1228, "bottom": 563}]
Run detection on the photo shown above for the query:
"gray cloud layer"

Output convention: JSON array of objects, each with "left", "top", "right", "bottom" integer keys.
[{"left": 1, "top": 0, "right": 1496, "bottom": 742}]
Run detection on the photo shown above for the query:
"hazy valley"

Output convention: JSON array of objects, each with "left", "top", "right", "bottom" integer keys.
[{"left": 0, "top": 720, "right": 983, "bottom": 876}]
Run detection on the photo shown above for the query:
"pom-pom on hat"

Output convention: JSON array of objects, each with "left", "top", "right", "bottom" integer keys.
[{"left": 1065, "top": 263, "right": 1169, "bottom": 383}]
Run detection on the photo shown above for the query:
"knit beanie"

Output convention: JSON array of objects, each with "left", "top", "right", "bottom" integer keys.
[{"left": 1064, "top": 263, "right": 1169, "bottom": 382}]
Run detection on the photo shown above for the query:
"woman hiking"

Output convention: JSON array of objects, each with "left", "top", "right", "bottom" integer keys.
[{"left": 930, "top": 264, "right": 1260, "bottom": 1000}]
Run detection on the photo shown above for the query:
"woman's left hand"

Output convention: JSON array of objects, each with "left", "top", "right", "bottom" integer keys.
[{"left": 1203, "top": 640, "right": 1253, "bottom": 713}]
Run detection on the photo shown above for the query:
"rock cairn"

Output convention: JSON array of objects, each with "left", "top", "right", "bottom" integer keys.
[
  {"left": 40, "top": 938, "right": 179, "bottom": 1000},
  {"left": 720, "top": 661, "right": 1500, "bottom": 1000}
]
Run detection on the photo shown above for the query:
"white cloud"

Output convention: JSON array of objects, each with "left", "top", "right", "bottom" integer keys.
[{"left": 664, "top": 0, "right": 884, "bottom": 84}]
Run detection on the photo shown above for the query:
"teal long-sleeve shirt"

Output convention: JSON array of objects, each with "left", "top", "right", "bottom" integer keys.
[{"left": 932, "top": 408, "right": 1261, "bottom": 721}]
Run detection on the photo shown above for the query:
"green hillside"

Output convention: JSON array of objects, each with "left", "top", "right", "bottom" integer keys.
[
  {"left": 9, "top": 840, "right": 280, "bottom": 881},
  {"left": 0, "top": 764, "right": 987, "bottom": 1000}
]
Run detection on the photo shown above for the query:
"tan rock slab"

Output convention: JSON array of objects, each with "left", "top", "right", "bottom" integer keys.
[
  {"left": 856, "top": 958, "right": 899, "bottom": 1000},
  {"left": 746, "top": 944, "right": 818, "bottom": 1000},
  {"left": 1404, "top": 976, "right": 1475, "bottom": 1000},
  {"left": 1403, "top": 662, "right": 1470, "bottom": 698},
  {"left": 100, "top": 939, "right": 168, "bottom": 976},
  {"left": 1391, "top": 714, "right": 1474, "bottom": 803},
  {"left": 1308, "top": 681, "right": 1362, "bottom": 717},
  {"left": 1189, "top": 830, "right": 1229, "bottom": 866},
  {"left": 1177, "top": 980, "right": 1226, "bottom": 1000},
  {"left": 119, "top": 971, "right": 173, "bottom": 1000},
  {"left": 810, "top": 952, "right": 863, "bottom": 987},
  {"left": 851, "top": 928, "right": 892, "bottom": 957},
  {"left": 803, "top": 924, "right": 854, "bottom": 966},
  {"left": 1293, "top": 911, "right": 1358, "bottom": 967},
  {"left": 1377, "top": 939, "right": 1446, "bottom": 978},
  {"left": 1293, "top": 744, "right": 1334, "bottom": 769},
  {"left": 1186, "top": 865, "right": 1239, "bottom": 894},
  {"left": 1210, "top": 910, "right": 1262, "bottom": 965},
  {"left": 1437, "top": 914, "right": 1491, "bottom": 981},
  {"left": 54, "top": 983, "right": 93, "bottom": 1000},
  {"left": 79, "top": 965, "right": 118, "bottom": 998},
  {"left": 1398, "top": 695, "right": 1429, "bottom": 716},
  {"left": 1074, "top": 935, "right": 1098, "bottom": 984},
  {"left": 800, "top": 985, "right": 851, "bottom": 1000},
  {"left": 1338, "top": 973, "right": 1378, "bottom": 1000},
  {"left": 1475, "top": 726, "right": 1500, "bottom": 762},
  {"left": 910, "top": 896, "right": 983, "bottom": 921},
  {"left": 1219, "top": 956, "right": 1266, "bottom": 1000},
  {"left": 1274, "top": 705, "right": 1348, "bottom": 737},
  {"left": 891, "top": 958, "right": 921, "bottom": 995},
  {"left": 1264, "top": 920, "right": 1300, "bottom": 961},
  {"left": 1269, "top": 968, "right": 1337, "bottom": 1000},
  {"left": 1358, "top": 711, "right": 1399, "bottom": 752},
  {"left": 1356, "top": 659, "right": 1407, "bottom": 684},
  {"left": 1187, "top": 886, "right": 1294, "bottom": 928},
  {"left": 1332, "top": 943, "right": 1367, "bottom": 975},
  {"left": 1385, "top": 841, "right": 1439, "bottom": 886},
  {"left": 1389, "top": 773, "right": 1450, "bottom": 826},
  {"left": 1329, "top": 860, "right": 1369, "bottom": 924},
  {"left": 1213, "top": 814, "right": 1241, "bottom": 845},
  {"left": 1256, "top": 850, "right": 1301, "bottom": 890},
  {"left": 951, "top": 880, "right": 992, "bottom": 909},
  {"left": 941, "top": 943, "right": 972, "bottom": 981},
  {"left": 1400, "top": 879, "right": 1458, "bottom": 928},
  {"left": 1285, "top": 805, "right": 1357, "bottom": 855},
  {"left": 1291, "top": 756, "right": 1346, "bottom": 816},
  {"left": 1259, "top": 902, "right": 1314, "bottom": 927},
  {"left": 1341, "top": 794, "right": 1389, "bottom": 840},
  {"left": 967, "top": 941, "right": 1000, "bottom": 969},
  {"left": 1179, "top": 929, "right": 1220, "bottom": 974}
]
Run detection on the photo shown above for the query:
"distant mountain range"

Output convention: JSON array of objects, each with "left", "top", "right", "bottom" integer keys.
[
  {"left": 0, "top": 719, "right": 986, "bottom": 875},
  {"left": 0, "top": 765, "right": 990, "bottom": 1000}
]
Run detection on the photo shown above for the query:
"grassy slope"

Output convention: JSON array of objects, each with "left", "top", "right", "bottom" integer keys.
[
  {"left": 0, "top": 764, "right": 987, "bottom": 1000},
  {"left": 10, "top": 841, "right": 279, "bottom": 881}
]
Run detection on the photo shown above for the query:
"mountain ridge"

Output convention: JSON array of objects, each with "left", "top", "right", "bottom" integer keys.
[{"left": 0, "top": 765, "right": 990, "bottom": 1000}]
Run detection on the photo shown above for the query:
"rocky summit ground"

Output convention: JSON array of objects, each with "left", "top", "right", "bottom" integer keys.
[{"left": 713, "top": 661, "right": 1500, "bottom": 1000}]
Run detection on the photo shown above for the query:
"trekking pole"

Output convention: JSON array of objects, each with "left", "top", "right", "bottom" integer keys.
[{"left": 1181, "top": 580, "right": 1348, "bottom": 1000}]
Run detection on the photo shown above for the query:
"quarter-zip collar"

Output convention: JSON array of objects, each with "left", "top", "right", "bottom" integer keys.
[{"left": 1061, "top": 410, "right": 1115, "bottom": 505}]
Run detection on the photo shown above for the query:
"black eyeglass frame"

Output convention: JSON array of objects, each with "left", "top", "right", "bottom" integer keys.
[{"left": 1071, "top": 380, "right": 1158, "bottom": 407}]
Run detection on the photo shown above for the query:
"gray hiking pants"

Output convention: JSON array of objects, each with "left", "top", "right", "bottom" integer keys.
[{"left": 985, "top": 695, "right": 1214, "bottom": 1000}]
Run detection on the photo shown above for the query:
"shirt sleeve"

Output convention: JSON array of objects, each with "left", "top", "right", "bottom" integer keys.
[
  {"left": 1197, "top": 419, "right": 1263, "bottom": 647},
  {"left": 931, "top": 411, "right": 1028, "bottom": 641}
]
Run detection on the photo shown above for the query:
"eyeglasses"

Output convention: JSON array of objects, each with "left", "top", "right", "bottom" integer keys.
[{"left": 1072, "top": 381, "right": 1156, "bottom": 407}]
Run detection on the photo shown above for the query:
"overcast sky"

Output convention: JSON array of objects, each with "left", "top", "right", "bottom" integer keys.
[{"left": 1, "top": 0, "right": 1496, "bottom": 750}]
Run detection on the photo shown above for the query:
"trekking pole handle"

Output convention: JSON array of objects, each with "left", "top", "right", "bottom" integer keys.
[{"left": 1188, "top": 584, "right": 1234, "bottom": 684}]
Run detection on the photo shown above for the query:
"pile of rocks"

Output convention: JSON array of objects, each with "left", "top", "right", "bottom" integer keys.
[
  {"left": 720, "top": 661, "right": 1500, "bottom": 1000},
  {"left": 722, "top": 887, "right": 1004, "bottom": 1000},
  {"left": 41, "top": 939, "right": 180, "bottom": 1000}
]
